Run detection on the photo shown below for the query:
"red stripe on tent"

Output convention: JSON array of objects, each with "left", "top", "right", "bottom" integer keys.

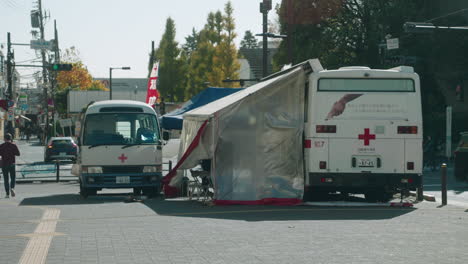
[
  {"left": 214, "top": 198, "right": 302, "bottom": 206},
  {"left": 162, "top": 120, "right": 209, "bottom": 197}
]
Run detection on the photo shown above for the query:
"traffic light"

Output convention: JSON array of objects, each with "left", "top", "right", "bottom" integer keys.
[{"left": 49, "top": 64, "right": 73, "bottom": 71}]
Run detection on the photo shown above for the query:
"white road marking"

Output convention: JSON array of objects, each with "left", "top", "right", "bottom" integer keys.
[{"left": 18, "top": 208, "right": 61, "bottom": 264}]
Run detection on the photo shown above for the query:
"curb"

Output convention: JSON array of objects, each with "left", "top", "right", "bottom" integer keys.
[
  {"left": 16, "top": 179, "right": 78, "bottom": 184},
  {"left": 409, "top": 191, "right": 436, "bottom": 202}
]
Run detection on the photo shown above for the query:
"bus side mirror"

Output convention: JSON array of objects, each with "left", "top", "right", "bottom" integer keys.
[{"left": 162, "top": 131, "right": 170, "bottom": 141}]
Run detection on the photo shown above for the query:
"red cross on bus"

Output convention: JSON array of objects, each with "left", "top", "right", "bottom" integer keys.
[
  {"left": 118, "top": 154, "right": 128, "bottom": 163},
  {"left": 358, "top": 128, "right": 376, "bottom": 146}
]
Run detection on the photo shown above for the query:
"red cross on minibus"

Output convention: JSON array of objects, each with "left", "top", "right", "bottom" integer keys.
[{"left": 118, "top": 154, "right": 128, "bottom": 163}]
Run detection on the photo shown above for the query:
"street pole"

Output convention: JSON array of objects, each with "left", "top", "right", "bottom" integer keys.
[
  {"left": 109, "top": 67, "right": 130, "bottom": 100},
  {"left": 441, "top": 163, "right": 447, "bottom": 206},
  {"left": 261, "top": 2, "right": 268, "bottom": 78},
  {"left": 6, "top": 32, "right": 13, "bottom": 137},
  {"left": 38, "top": 0, "right": 49, "bottom": 143},
  {"left": 109, "top": 68, "right": 113, "bottom": 100},
  {"left": 287, "top": 0, "right": 294, "bottom": 64},
  {"left": 54, "top": 20, "right": 60, "bottom": 62},
  {"left": 6, "top": 33, "right": 12, "bottom": 100}
]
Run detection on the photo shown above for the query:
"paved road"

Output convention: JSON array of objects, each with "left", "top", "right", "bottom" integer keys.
[
  {"left": 1, "top": 183, "right": 468, "bottom": 264},
  {"left": 1, "top": 138, "right": 467, "bottom": 263}
]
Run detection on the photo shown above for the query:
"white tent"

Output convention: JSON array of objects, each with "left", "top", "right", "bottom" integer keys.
[{"left": 163, "top": 61, "right": 315, "bottom": 205}]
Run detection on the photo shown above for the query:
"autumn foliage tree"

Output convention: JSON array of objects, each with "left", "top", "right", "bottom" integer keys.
[
  {"left": 184, "top": 1, "right": 240, "bottom": 98},
  {"left": 54, "top": 48, "right": 107, "bottom": 114},
  {"left": 56, "top": 62, "right": 107, "bottom": 91}
]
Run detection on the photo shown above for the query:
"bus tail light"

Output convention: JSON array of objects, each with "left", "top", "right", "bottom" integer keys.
[
  {"left": 304, "top": 140, "right": 311, "bottom": 148},
  {"left": 401, "top": 178, "right": 414, "bottom": 184},
  {"left": 407, "top": 162, "right": 414, "bottom": 170},
  {"left": 319, "top": 161, "right": 327, "bottom": 169},
  {"left": 398, "top": 126, "right": 418, "bottom": 134},
  {"left": 321, "top": 177, "right": 333, "bottom": 183},
  {"left": 316, "top": 125, "right": 336, "bottom": 133}
]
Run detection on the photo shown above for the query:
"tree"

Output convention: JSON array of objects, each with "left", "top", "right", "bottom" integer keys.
[
  {"left": 54, "top": 47, "right": 107, "bottom": 113},
  {"left": 153, "top": 17, "right": 186, "bottom": 102},
  {"left": 185, "top": 1, "right": 240, "bottom": 96},
  {"left": 215, "top": 1, "right": 240, "bottom": 87},
  {"left": 240, "top": 30, "right": 259, "bottom": 49},
  {"left": 182, "top": 28, "right": 199, "bottom": 57}
]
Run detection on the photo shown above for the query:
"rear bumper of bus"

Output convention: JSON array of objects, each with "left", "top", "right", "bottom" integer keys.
[
  {"left": 80, "top": 172, "right": 162, "bottom": 188},
  {"left": 307, "top": 172, "right": 422, "bottom": 193}
]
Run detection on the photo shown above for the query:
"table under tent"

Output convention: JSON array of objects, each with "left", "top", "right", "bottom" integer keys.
[{"left": 163, "top": 61, "right": 316, "bottom": 205}]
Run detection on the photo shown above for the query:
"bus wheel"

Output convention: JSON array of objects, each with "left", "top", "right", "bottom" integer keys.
[
  {"left": 365, "top": 190, "right": 391, "bottom": 203},
  {"left": 143, "top": 186, "right": 160, "bottom": 198},
  {"left": 364, "top": 191, "right": 378, "bottom": 203},
  {"left": 80, "top": 184, "right": 88, "bottom": 199},
  {"left": 133, "top": 188, "right": 142, "bottom": 196},
  {"left": 87, "top": 189, "right": 97, "bottom": 196},
  {"left": 304, "top": 189, "right": 327, "bottom": 202}
]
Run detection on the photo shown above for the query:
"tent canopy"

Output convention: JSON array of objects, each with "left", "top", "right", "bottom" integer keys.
[
  {"left": 160, "top": 87, "right": 243, "bottom": 130},
  {"left": 164, "top": 60, "right": 317, "bottom": 205}
]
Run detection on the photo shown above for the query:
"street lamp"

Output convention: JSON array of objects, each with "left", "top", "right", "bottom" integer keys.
[{"left": 109, "top": 66, "right": 131, "bottom": 100}]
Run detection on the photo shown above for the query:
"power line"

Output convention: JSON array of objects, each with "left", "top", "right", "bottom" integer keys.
[
  {"left": 426, "top": 8, "right": 468, "bottom": 23},
  {"left": 0, "top": 0, "right": 16, "bottom": 8}
]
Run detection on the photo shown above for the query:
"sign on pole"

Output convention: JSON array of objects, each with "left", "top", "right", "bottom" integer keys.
[
  {"left": 7, "top": 107, "right": 14, "bottom": 121},
  {"left": 30, "top": 39, "right": 54, "bottom": 50},
  {"left": 386, "top": 38, "right": 399, "bottom": 50},
  {"left": 59, "top": 118, "right": 73, "bottom": 127},
  {"left": 446, "top": 106, "right": 452, "bottom": 158}
]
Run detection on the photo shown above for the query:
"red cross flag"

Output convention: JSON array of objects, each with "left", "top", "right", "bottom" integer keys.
[{"left": 146, "top": 62, "right": 160, "bottom": 106}]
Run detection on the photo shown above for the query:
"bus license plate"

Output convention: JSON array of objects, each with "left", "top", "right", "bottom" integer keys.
[
  {"left": 358, "top": 159, "right": 375, "bottom": 167},
  {"left": 116, "top": 176, "right": 130, "bottom": 184}
]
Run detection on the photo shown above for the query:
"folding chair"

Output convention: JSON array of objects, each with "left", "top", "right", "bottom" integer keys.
[{"left": 188, "top": 169, "right": 213, "bottom": 203}]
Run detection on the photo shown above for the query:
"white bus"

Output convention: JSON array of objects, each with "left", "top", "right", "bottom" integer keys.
[
  {"left": 76, "top": 100, "right": 167, "bottom": 198},
  {"left": 304, "top": 66, "right": 423, "bottom": 202}
]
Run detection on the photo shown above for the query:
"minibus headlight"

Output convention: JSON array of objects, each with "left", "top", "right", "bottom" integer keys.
[
  {"left": 143, "top": 165, "right": 162, "bottom": 173},
  {"left": 82, "top": 166, "right": 102, "bottom": 173}
]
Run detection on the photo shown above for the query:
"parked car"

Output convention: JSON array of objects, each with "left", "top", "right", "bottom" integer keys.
[
  {"left": 454, "top": 132, "right": 468, "bottom": 182},
  {"left": 44, "top": 137, "right": 78, "bottom": 162}
]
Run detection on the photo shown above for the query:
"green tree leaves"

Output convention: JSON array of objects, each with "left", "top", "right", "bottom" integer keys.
[
  {"left": 150, "top": 1, "right": 241, "bottom": 101},
  {"left": 240, "top": 30, "right": 259, "bottom": 49}
]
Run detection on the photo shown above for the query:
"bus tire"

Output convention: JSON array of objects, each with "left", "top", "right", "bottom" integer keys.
[
  {"left": 365, "top": 190, "right": 379, "bottom": 203},
  {"left": 143, "top": 186, "right": 161, "bottom": 198},
  {"left": 80, "top": 184, "right": 89, "bottom": 199},
  {"left": 133, "top": 188, "right": 142, "bottom": 196},
  {"left": 304, "top": 189, "right": 327, "bottom": 201}
]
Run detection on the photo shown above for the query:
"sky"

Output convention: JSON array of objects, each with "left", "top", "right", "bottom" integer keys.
[{"left": 0, "top": 0, "right": 281, "bottom": 86}]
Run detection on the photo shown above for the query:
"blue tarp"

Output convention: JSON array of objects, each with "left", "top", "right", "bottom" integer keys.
[{"left": 161, "top": 87, "right": 243, "bottom": 130}]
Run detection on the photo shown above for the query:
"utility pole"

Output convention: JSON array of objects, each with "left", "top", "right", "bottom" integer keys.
[
  {"left": 6, "top": 32, "right": 14, "bottom": 137},
  {"left": 260, "top": 0, "right": 271, "bottom": 78},
  {"left": 38, "top": 0, "right": 49, "bottom": 142},
  {"left": 6, "top": 33, "right": 12, "bottom": 100},
  {"left": 54, "top": 20, "right": 60, "bottom": 62},
  {"left": 287, "top": 0, "right": 294, "bottom": 64},
  {"left": 50, "top": 19, "right": 60, "bottom": 136}
]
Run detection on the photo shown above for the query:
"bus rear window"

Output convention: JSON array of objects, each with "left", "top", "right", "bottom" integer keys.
[{"left": 318, "top": 78, "right": 415, "bottom": 92}]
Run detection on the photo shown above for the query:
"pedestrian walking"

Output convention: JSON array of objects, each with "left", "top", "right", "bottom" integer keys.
[{"left": 0, "top": 133, "right": 20, "bottom": 198}]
